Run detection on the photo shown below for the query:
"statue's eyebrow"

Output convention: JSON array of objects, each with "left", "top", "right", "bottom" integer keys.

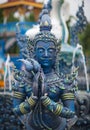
[
  {"left": 48, "top": 46, "right": 55, "bottom": 49},
  {"left": 37, "top": 46, "right": 44, "bottom": 49}
]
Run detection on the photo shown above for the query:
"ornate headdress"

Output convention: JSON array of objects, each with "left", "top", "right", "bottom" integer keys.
[{"left": 26, "top": 9, "right": 61, "bottom": 59}]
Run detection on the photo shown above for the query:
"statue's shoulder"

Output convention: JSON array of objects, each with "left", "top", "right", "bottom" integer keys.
[
  {"left": 11, "top": 63, "right": 33, "bottom": 91},
  {"left": 46, "top": 72, "right": 65, "bottom": 90},
  {"left": 58, "top": 68, "right": 78, "bottom": 92}
]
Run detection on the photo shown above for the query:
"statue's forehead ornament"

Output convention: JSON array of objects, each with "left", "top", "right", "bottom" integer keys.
[{"left": 33, "top": 32, "right": 58, "bottom": 45}]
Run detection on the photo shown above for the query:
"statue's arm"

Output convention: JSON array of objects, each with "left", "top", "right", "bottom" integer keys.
[
  {"left": 61, "top": 90, "right": 78, "bottom": 128},
  {"left": 61, "top": 90, "right": 75, "bottom": 112},
  {"left": 13, "top": 84, "right": 37, "bottom": 116},
  {"left": 13, "top": 86, "right": 25, "bottom": 108},
  {"left": 13, "top": 94, "right": 37, "bottom": 116}
]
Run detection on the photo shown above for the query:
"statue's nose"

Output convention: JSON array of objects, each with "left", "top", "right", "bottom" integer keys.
[{"left": 44, "top": 50, "right": 48, "bottom": 57}]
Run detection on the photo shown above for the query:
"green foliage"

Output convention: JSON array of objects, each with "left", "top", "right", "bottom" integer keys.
[
  {"left": 8, "top": 12, "right": 18, "bottom": 22},
  {"left": 26, "top": 12, "right": 35, "bottom": 22},
  {"left": 0, "top": 9, "right": 3, "bottom": 23},
  {"left": 79, "top": 23, "right": 90, "bottom": 57},
  {"left": 5, "top": 42, "right": 19, "bottom": 55}
]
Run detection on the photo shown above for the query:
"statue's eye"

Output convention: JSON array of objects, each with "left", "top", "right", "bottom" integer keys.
[
  {"left": 38, "top": 48, "right": 44, "bottom": 53},
  {"left": 48, "top": 48, "right": 55, "bottom": 53}
]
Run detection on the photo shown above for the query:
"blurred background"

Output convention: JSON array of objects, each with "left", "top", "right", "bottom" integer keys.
[{"left": 0, "top": 1, "right": 90, "bottom": 130}]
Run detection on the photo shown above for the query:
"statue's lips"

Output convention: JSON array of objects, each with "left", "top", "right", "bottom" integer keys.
[
  {"left": 40, "top": 58, "right": 52, "bottom": 60},
  {"left": 40, "top": 58, "right": 52, "bottom": 65}
]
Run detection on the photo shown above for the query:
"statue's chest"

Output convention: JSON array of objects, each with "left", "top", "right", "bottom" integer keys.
[{"left": 45, "top": 73, "right": 64, "bottom": 102}]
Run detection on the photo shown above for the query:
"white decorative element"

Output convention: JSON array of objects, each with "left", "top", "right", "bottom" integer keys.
[
  {"left": 14, "top": 11, "right": 20, "bottom": 19},
  {"left": 62, "top": 1, "right": 70, "bottom": 21},
  {"left": 28, "top": 6, "right": 34, "bottom": 10},
  {"left": 5, "top": 38, "right": 16, "bottom": 50},
  {"left": 4, "top": 54, "right": 12, "bottom": 93},
  {"left": 50, "top": 0, "right": 62, "bottom": 40},
  {"left": 84, "top": 0, "right": 90, "bottom": 22},
  {"left": 26, "top": 25, "right": 39, "bottom": 40},
  {"left": 14, "top": 11, "right": 25, "bottom": 22},
  {"left": 35, "top": 0, "right": 44, "bottom": 3},
  {"left": 3, "top": 17, "right": 8, "bottom": 24},
  {"left": 25, "top": 12, "right": 31, "bottom": 18},
  {"left": 43, "top": 0, "right": 50, "bottom": 5},
  {"left": 0, "top": 0, "right": 8, "bottom": 4},
  {"left": 0, "top": 58, "right": 4, "bottom": 69},
  {"left": 60, "top": 2, "right": 69, "bottom": 43}
]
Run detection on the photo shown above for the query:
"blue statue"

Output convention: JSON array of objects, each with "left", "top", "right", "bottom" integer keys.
[{"left": 12, "top": 8, "right": 77, "bottom": 130}]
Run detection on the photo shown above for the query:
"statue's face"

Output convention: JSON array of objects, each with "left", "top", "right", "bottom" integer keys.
[{"left": 35, "top": 40, "right": 56, "bottom": 69}]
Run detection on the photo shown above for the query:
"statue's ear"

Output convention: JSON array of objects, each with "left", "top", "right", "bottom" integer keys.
[{"left": 56, "top": 39, "right": 61, "bottom": 54}]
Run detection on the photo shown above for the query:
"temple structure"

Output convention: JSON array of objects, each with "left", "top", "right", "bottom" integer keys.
[{"left": 0, "top": 0, "right": 43, "bottom": 22}]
